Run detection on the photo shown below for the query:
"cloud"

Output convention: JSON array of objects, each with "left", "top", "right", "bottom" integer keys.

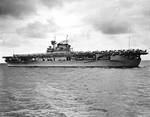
[
  {"left": 118, "top": 0, "right": 135, "bottom": 9},
  {"left": 0, "top": 0, "right": 36, "bottom": 18},
  {"left": 0, "top": 39, "right": 19, "bottom": 47},
  {"left": 16, "top": 20, "right": 59, "bottom": 38},
  {"left": 140, "top": 0, "right": 150, "bottom": 17},
  {"left": 65, "top": 0, "right": 150, "bottom": 35},
  {"left": 40, "top": 0, "right": 80, "bottom": 9},
  {"left": 80, "top": 0, "right": 131, "bottom": 35},
  {"left": 90, "top": 17, "right": 129, "bottom": 35},
  {"left": 40, "top": 0, "right": 63, "bottom": 8},
  {"left": 62, "top": 0, "right": 131, "bottom": 35},
  {"left": 0, "top": 33, "right": 21, "bottom": 47}
]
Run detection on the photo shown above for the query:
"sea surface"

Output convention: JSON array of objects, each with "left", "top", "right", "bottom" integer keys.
[{"left": 0, "top": 61, "right": 150, "bottom": 117}]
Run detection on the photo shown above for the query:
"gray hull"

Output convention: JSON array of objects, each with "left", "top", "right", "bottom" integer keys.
[{"left": 7, "top": 58, "right": 141, "bottom": 68}]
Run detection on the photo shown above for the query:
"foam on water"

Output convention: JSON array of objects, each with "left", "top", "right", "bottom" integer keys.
[{"left": 0, "top": 61, "right": 150, "bottom": 117}]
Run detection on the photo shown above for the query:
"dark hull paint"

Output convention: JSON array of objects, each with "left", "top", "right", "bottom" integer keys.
[{"left": 7, "top": 58, "right": 141, "bottom": 68}]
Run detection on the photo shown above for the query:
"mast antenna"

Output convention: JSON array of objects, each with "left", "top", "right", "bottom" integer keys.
[
  {"left": 129, "top": 34, "right": 131, "bottom": 49},
  {"left": 54, "top": 35, "right": 56, "bottom": 41},
  {"left": 66, "top": 34, "right": 69, "bottom": 44},
  {"left": 128, "top": 27, "right": 132, "bottom": 49}
]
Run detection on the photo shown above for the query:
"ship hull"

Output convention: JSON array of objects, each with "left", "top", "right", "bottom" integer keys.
[{"left": 7, "top": 58, "right": 141, "bottom": 68}]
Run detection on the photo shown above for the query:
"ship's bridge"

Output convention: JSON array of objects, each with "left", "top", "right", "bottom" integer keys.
[{"left": 47, "top": 40, "right": 71, "bottom": 53}]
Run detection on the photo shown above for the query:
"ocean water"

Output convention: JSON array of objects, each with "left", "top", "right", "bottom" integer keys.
[{"left": 0, "top": 61, "right": 150, "bottom": 117}]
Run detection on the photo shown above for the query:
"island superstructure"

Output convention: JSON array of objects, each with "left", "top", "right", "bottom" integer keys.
[{"left": 3, "top": 40, "right": 148, "bottom": 67}]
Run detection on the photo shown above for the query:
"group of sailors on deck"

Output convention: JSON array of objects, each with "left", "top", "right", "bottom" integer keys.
[{"left": 74, "top": 49, "right": 147, "bottom": 57}]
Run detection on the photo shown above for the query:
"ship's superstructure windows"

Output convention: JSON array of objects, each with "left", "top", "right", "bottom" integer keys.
[{"left": 56, "top": 43, "right": 71, "bottom": 51}]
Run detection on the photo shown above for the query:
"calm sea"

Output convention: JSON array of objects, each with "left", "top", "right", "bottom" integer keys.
[{"left": 0, "top": 61, "right": 150, "bottom": 117}]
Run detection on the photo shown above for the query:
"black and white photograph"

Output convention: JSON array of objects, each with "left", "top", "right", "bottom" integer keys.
[{"left": 0, "top": 0, "right": 150, "bottom": 117}]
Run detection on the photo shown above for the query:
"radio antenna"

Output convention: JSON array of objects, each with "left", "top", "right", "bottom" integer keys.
[
  {"left": 66, "top": 34, "right": 69, "bottom": 44},
  {"left": 128, "top": 27, "right": 132, "bottom": 49},
  {"left": 129, "top": 35, "right": 131, "bottom": 49}
]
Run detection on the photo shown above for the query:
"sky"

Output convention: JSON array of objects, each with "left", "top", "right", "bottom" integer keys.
[{"left": 0, "top": 0, "right": 150, "bottom": 62}]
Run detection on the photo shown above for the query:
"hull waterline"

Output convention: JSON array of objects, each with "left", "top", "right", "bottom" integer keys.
[{"left": 7, "top": 59, "right": 141, "bottom": 68}]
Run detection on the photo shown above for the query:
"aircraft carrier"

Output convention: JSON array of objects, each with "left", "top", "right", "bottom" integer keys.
[{"left": 3, "top": 40, "right": 148, "bottom": 67}]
